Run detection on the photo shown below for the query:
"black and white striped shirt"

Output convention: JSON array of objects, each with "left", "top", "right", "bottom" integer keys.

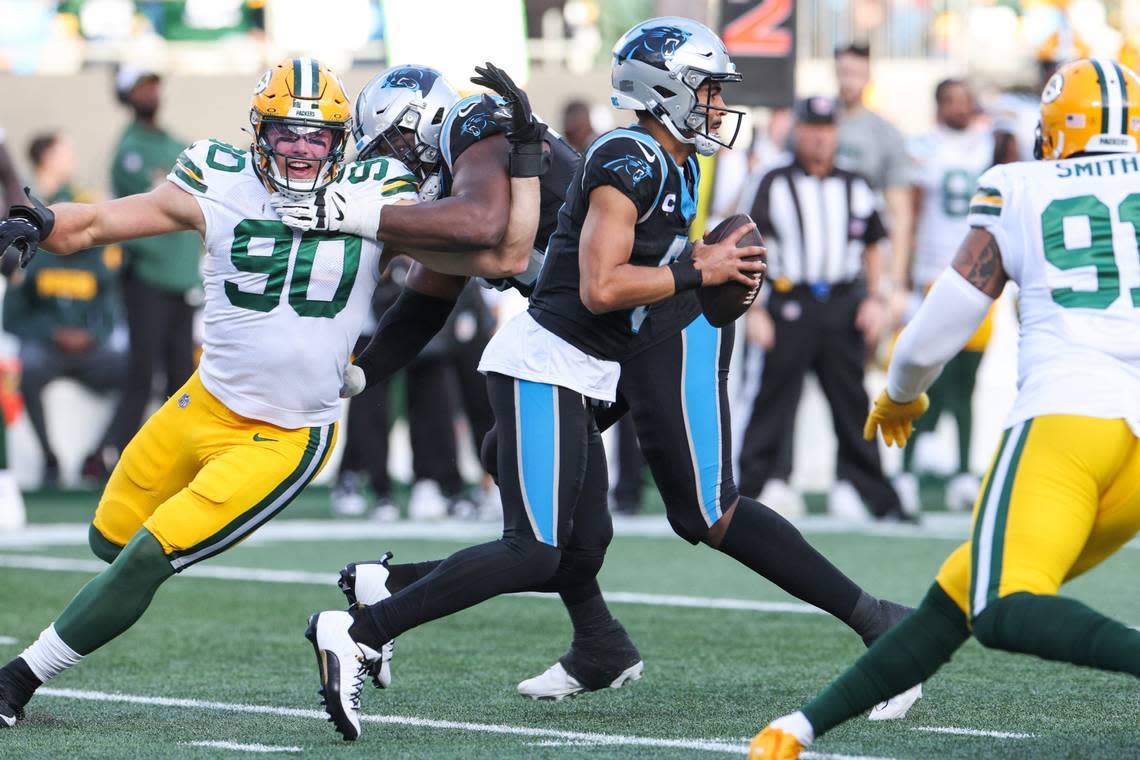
[{"left": 745, "top": 158, "right": 886, "bottom": 286}]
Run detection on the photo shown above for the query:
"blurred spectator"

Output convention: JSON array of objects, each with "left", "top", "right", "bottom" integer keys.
[
  {"left": 737, "top": 97, "right": 907, "bottom": 522},
  {"left": 101, "top": 66, "right": 202, "bottom": 477},
  {"left": 896, "top": 80, "right": 994, "bottom": 514},
  {"left": 332, "top": 259, "right": 495, "bottom": 521},
  {"left": 834, "top": 43, "right": 915, "bottom": 326},
  {"left": 0, "top": 127, "right": 25, "bottom": 212},
  {"left": 4, "top": 132, "right": 125, "bottom": 487},
  {"left": 561, "top": 99, "right": 596, "bottom": 153}
]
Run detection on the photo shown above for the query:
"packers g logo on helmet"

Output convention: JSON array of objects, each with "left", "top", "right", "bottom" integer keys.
[
  {"left": 1035, "top": 58, "right": 1140, "bottom": 160},
  {"left": 249, "top": 57, "right": 352, "bottom": 196}
]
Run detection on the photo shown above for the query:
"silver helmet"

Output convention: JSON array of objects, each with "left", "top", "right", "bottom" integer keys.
[
  {"left": 610, "top": 17, "right": 743, "bottom": 156},
  {"left": 353, "top": 65, "right": 459, "bottom": 177}
]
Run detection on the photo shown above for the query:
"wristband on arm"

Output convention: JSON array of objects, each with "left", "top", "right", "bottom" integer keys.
[{"left": 668, "top": 259, "right": 702, "bottom": 292}]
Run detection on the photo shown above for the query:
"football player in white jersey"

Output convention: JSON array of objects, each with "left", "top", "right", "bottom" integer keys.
[
  {"left": 0, "top": 57, "right": 538, "bottom": 729},
  {"left": 752, "top": 58, "right": 1140, "bottom": 759},
  {"left": 894, "top": 79, "right": 996, "bottom": 512}
]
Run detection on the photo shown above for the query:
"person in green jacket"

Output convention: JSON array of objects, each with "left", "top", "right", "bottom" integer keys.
[
  {"left": 102, "top": 67, "right": 202, "bottom": 475},
  {"left": 4, "top": 133, "right": 126, "bottom": 487}
]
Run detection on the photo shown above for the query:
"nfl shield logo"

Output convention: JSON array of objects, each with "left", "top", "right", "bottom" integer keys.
[{"left": 178, "top": 393, "right": 190, "bottom": 409}]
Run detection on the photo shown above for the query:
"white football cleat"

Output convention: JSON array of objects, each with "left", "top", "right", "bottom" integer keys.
[
  {"left": 338, "top": 553, "right": 395, "bottom": 688},
  {"left": 518, "top": 659, "right": 644, "bottom": 701},
  {"left": 828, "top": 480, "right": 872, "bottom": 523},
  {"left": 305, "top": 610, "right": 383, "bottom": 741},
  {"left": 867, "top": 683, "right": 923, "bottom": 721},
  {"left": 892, "top": 472, "right": 920, "bottom": 518}
]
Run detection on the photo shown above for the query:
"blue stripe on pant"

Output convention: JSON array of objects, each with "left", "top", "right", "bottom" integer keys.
[
  {"left": 681, "top": 315, "right": 723, "bottom": 527},
  {"left": 516, "top": 379, "right": 559, "bottom": 546}
]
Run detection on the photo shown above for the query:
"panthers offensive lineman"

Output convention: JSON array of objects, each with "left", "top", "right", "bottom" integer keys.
[
  {"left": 0, "top": 57, "right": 536, "bottom": 728},
  {"left": 753, "top": 58, "right": 1140, "bottom": 758}
]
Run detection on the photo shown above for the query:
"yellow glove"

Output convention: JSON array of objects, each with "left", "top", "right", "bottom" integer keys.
[{"left": 863, "top": 390, "right": 930, "bottom": 448}]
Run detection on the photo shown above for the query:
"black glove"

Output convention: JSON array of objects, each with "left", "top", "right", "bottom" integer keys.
[
  {"left": 471, "top": 62, "right": 549, "bottom": 178},
  {"left": 0, "top": 189, "right": 55, "bottom": 269}
]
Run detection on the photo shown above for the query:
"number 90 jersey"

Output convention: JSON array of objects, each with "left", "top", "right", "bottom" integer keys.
[
  {"left": 968, "top": 154, "right": 1140, "bottom": 429},
  {"left": 167, "top": 139, "right": 417, "bottom": 428}
]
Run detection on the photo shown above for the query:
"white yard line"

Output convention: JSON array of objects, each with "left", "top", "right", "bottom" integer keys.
[
  {"left": 39, "top": 686, "right": 898, "bottom": 758},
  {"left": 0, "top": 635, "right": 17, "bottom": 645},
  {"left": 0, "top": 514, "right": 981, "bottom": 550},
  {"left": 181, "top": 740, "right": 302, "bottom": 753},
  {"left": 912, "top": 726, "right": 1036, "bottom": 739},
  {"left": 0, "top": 553, "right": 827, "bottom": 616}
]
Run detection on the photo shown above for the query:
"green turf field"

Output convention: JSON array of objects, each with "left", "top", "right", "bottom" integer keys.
[{"left": 1, "top": 490, "right": 1137, "bottom": 759}]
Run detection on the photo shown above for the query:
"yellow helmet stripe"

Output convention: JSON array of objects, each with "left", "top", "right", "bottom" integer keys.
[{"left": 1111, "top": 61, "right": 1130, "bottom": 135}]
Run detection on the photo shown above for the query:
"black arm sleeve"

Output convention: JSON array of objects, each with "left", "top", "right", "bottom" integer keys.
[{"left": 354, "top": 287, "right": 459, "bottom": 389}]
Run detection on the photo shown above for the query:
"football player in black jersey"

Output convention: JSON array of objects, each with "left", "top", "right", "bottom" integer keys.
[{"left": 291, "top": 32, "right": 915, "bottom": 738}]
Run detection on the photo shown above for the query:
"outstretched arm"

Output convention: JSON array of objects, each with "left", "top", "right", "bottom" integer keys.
[
  {"left": 886, "top": 227, "right": 1006, "bottom": 403},
  {"left": 44, "top": 182, "right": 203, "bottom": 255}
]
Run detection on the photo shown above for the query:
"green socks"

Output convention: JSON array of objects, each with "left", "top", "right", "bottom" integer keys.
[
  {"left": 973, "top": 592, "right": 1140, "bottom": 677},
  {"left": 55, "top": 529, "right": 174, "bottom": 655},
  {"left": 803, "top": 583, "right": 969, "bottom": 735}
]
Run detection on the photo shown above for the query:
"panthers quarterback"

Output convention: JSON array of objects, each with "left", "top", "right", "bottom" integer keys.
[
  {"left": 318, "top": 30, "right": 917, "bottom": 723},
  {"left": 752, "top": 58, "right": 1140, "bottom": 758},
  {"left": 0, "top": 56, "right": 533, "bottom": 729}
]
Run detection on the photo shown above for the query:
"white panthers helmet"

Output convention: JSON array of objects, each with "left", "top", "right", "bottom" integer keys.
[
  {"left": 610, "top": 17, "right": 743, "bottom": 156},
  {"left": 353, "top": 65, "right": 459, "bottom": 177}
]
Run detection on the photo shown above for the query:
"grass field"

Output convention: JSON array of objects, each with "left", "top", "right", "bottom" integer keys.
[{"left": 1, "top": 490, "right": 1138, "bottom": 759}]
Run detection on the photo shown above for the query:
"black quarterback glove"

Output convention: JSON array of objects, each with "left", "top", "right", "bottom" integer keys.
[
  {"left": 0, "top": 189, "right": 55, "bottom": 270},
  {"left": 471, "top": 62, "right": 549, "bottom": 178}
]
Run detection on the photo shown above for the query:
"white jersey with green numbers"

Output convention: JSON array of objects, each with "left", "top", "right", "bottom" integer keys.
[
  {"left": 967, "top": 153, "right": 1140, "bottom": 432},
  {"left": 167, "top": 139, "right": 417, "bottom": 428},
  {"left": 910, "top": 126, "right": 994, "bottom": 286}
]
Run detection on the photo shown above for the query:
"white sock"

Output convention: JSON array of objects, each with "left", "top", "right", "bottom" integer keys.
[
  {"left": 770, "top": 711, "right": 814, "bottom": 746},
  {"left": 19, "top": 624, "right": 83, "bottom": 683}
]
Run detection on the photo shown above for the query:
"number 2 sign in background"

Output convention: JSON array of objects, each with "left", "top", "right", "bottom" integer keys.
[{"left": 720, "top": 0, "right": 796, "bottom": 108}]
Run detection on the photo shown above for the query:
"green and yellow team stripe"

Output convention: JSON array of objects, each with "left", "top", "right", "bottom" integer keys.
[
  {"left": 969, "top": 186, "right": 1002, "bottom": 216},
  {"left": 969, "top": 420, "right": 1032, "bottom": 617},
  {"left": 381, "top": 173, "right": 418, "bottom": 197},
  {"left": 173, "top": 150, "right": 207, "bottom": 193}
]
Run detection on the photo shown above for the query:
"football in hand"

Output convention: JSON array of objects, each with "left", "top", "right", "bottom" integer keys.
[{"left": 696, "top": 213, "right": 765, "bottom": 327}]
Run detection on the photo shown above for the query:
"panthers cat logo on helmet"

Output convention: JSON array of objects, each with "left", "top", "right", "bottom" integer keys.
[
  {"left": 353, "top": 64, "right": 459, "bottom": 179},
  {"left": 615, "top": 25, "right": 692, "bottom": 68},
  {"left": 249, "top": 57, "right": 352, "bottom": 196},
  {"left": 610, "top": 16, "right": 743, "bottom": 157},
  {"left": 382, "top": 66, "right": 440, "bottom": 92},
  {"left": 1035, "top": 58, "right": 1140, "bottom": 160}
]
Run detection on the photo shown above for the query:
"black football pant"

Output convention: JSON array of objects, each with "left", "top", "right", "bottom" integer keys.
[
  {"left": 738, "top": 285, "right": 903, "bottom": 517},
  {"left": 351, "top": 372, "right": 610, "bottom": 644},
  {"left": 105, "top": 271, "right": 195, "bottom": 453}
]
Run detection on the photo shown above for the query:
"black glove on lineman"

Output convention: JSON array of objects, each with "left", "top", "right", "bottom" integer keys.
[
  {"left": 470, "top": 62, "right": 549, "bottom": 178},
  {"left": 0, "top": 188, "right": 55, "bottom": 269}
]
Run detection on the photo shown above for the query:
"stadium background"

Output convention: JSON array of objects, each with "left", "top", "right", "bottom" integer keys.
[{"left": 0, "top": 0, "right": 1121, "bottom": 496}]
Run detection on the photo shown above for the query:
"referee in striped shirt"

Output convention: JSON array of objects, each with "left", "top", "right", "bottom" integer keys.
[{"left": 738, "top": 96, "right": 906, "bottom": 521}]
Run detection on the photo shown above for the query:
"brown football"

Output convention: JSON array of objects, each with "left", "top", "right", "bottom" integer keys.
[{"left": 696, "top": 213, "right": 766, "bottom": 328}]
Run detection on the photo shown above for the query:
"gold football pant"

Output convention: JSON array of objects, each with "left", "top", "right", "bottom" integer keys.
[
  {"left": 935, "top": 415, "right": 1140, "bottom": 619},
  {"left": 92, "top": 371, "right": 336, "bottom": 571}
]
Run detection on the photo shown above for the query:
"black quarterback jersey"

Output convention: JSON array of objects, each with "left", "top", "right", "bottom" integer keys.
[
  {"left": 438, "top": 94, "right": 579, "bottom": 252},
  {"left": 528, "top": 125, "right": 702, "bottom": 361}
]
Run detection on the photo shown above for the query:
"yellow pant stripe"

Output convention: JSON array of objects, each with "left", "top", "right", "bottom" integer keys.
[
  {"left": 167, "top": 422, "right": 335, "bottom": 571},
  {"left": 969, "top": 420, "right": 1032, "bottom": 617}
]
